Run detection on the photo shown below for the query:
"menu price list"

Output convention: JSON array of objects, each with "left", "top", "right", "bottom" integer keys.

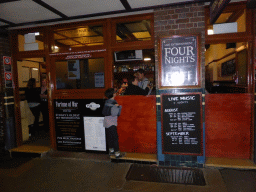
[{"left": 161, "top": 94, "right": 202, "bottom": 155}]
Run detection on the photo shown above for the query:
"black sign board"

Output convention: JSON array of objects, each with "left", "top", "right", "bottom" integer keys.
[
  {"left": 161, "top": 93, "right": 203, "bottom": 155},
  {"left": 159, "top": 35, "right": 199, "bottom": 88},
  {"left": 54, "top": 99, "right": 105, "bottom": 152}
]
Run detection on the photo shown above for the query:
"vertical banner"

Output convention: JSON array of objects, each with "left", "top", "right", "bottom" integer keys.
[{"left": 161, "top": 93, "right": 203, "bottom": 155}]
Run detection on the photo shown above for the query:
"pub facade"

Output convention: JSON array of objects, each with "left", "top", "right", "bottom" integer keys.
[{"left": 0, "top": 1, "right": 255, "bottom": 168}]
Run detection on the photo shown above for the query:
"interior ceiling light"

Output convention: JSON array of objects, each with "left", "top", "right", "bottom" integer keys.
[
  {"left": 144, "top": 57, "right": 151, "bottom": 61},
  {"left": 35, "top": 32, "right": 40, "bottom": 36}
]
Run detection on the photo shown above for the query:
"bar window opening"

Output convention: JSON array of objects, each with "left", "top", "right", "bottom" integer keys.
[{"left": 55, "top": 58, "right": 105, "bottom": 89}]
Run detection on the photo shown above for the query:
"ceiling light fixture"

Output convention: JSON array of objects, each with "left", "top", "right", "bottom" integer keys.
[{"left": 144, "top": 57, "right": 151, "bottom": 61}]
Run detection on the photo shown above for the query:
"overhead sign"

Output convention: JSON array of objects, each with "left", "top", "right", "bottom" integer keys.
[{"left": 210, "top": 0, "right": 231, "bottom": 24}]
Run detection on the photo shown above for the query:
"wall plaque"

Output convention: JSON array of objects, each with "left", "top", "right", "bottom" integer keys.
[
  {"left": 161, "top": 93, "right": 203, "bottom": 155},
  {"left": 159, "top": 35, "right": 200, "bottom": 88}
]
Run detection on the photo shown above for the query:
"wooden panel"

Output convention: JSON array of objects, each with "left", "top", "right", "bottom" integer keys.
[
  {"left": 205, "top": 94, "right": 252, "bottom": 159},
  {"left": 115, "top": 95, "right": 157, "bottom": 154}
]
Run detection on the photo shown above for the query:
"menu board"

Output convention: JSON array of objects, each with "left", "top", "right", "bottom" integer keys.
[
  {"left": 161, "top": 93, "right": 202, "bottom": 155},
  {"left": 160, "top": 35, "right": 199, "bottom": 87}
]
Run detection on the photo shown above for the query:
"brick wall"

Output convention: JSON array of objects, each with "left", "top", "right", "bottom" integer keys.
[{"left": 154, "top": 3, "right": 206, "bottom": 168}]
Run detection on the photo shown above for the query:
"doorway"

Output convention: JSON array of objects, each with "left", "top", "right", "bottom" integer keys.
[{"left": 17, "top": 57, "right": 50, "bottom": 147}]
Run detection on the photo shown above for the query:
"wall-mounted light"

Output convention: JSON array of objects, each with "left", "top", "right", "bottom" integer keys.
[
  {"left": 144, "top": 57, "right": 151, "bottom": 61},
  {"left": 54, "top": 46, "right": 59, "bottom": 49},
  {"left": 207, "top": 29, "right": 214, "bottom": 35},
  {"left": 34, "top": 32, "right": 40, "bottom": 36}
]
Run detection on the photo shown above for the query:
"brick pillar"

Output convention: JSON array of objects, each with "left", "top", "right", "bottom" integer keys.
[
  {"left": 154, "top": 3, "right": 206, "bottom": 167},
  {"left": 0, "top": 30, "right": 15, "bottom": 152}
]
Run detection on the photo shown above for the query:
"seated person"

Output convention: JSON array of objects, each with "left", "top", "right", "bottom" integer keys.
[{"left": 124, "top": 76, "right": 149, "bottom": 95}]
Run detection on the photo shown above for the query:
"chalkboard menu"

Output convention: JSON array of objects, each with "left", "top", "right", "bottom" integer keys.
[
  {"left": 221, "top": 59, "right": 235, "bottom": 76},
  {"left": 159, "top": 35, "right": 199, "bottom": 87},
  {"left": 161, "top": 93, "right": 202, "bottom": 155}
]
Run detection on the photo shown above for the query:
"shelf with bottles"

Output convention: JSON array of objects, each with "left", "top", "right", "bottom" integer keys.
[{"left": 113, "top": 62, "right": 155, "bottom": 73}]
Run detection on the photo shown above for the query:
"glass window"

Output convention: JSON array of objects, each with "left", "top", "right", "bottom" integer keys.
[
  {"left": 55, "top": 58, "right": 104, "bottom": 89},
  {"left": 116, "top": 19, "right": 151, "bottom": 43},
  {"left": 53, "top": 25, "right": 103, "bottom": 52},
  {"left": 207, "top": 9, "right": 246, "bottom": 35},
  {"left": 18, "top": 32, "right": 44, "bottom": 52}
]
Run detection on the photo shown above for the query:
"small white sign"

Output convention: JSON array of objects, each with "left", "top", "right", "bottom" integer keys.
[
  {"left": 24, "top": 33, "right": 36, "bottom": 44},
  {"left": 213, "top": 22, "right": 237, "bottom": 34},
  {"left": 95, "top": 72, "right": 104, "bottom": 87},
  {"left": 24, "top": 43, "right": 39, "bottom": 51},
  {"left": 84, "top": 117, "right": 106, "bottom": 151}
]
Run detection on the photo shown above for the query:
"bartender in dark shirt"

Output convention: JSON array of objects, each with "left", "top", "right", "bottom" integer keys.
[{"left": 124, "top": 76, "right": 149, "bottom": 95}]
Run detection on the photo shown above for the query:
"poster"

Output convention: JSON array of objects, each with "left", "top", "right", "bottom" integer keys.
[
  {"left": 54, "top": 100, "right": 84, "bottom": 151},
  {"left": 95, "top": 72, "right": 104, "bottom": 87},
  {"left": 84, "top": 117, "right": 106, "bottom": 151},
  {"left": 160, "top": 35, "right": 199, "bottom": 87},
  {"left": 161, "top": 93, "right": 203, "bottom": 155},
  {"left": 68, "top": 60, "right": 80, "bottom": 79},
  {"left": 54, "top": 99, "right": 106, "bottom": 152}
]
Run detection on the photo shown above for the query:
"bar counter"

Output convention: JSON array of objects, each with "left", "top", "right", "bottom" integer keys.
[{"left": 115, "top": 95, "right": 157, "bottom": 154}]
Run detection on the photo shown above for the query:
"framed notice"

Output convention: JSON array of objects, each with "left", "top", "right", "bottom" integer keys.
[
  {"left": 161, "top": 93, "right": 203, "bottom": 155},
  {"left": 159, "top": 35, "right": 200, "bottom": 88}
]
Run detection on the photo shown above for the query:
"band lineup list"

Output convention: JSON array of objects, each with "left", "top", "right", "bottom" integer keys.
[{"left": 161, "top": 94, "right": 202, "bottom": 155}]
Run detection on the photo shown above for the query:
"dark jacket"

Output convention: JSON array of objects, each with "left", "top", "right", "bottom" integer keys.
[
  {"left": 25, "top": 88, "right": 41, "bottom": 103},
  {"left": 123, "top": 84, "right": 149, "bottom": 95},
  {"left": 102, "top": 99, "right": 121, "bottom": 116}
]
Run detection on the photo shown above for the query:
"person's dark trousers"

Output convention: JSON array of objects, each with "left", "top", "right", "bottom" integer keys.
[
  {"left": 105, "top": 125, "right": 120, "bottom": 152},
  {"left": 40, "top": 101, "right": 49, "bottom": 132},
  {"left": 29, "top": 105, "right": 41, "bottom": 135}
]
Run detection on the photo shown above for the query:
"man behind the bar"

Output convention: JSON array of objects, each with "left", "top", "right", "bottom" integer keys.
[{"left": 137, "top": 69, "right": 150, "bottom": 90}]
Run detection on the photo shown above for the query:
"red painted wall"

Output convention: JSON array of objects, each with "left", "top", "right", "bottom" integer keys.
[
  {"left": 205, "top": 94, "right": 252, "bottom": 159},
  {"left": 115, "top": 95, "right": 157, "bottom": 154}
]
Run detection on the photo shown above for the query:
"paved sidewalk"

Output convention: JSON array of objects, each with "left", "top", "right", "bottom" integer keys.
[{"left": 0, "top": 156, "right": 230, "bottom": 192}]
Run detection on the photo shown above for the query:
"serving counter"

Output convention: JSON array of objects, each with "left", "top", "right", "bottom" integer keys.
[{"left": 115, "top": 95, "right": 157, "bottom": 154}]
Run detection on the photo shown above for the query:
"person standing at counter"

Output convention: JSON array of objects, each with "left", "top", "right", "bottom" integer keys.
[
  {"left": 124, "top": 76, "right": 149, "bottom": 95},
  {"left": 137, "top": 69, "right": 150, "bottom": 90},
  {"left": 102, "top": 88, "right": 125, "bottom": 158},
  {"left": 25, "top": 78, "right": 41, "bottom": 136}
]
